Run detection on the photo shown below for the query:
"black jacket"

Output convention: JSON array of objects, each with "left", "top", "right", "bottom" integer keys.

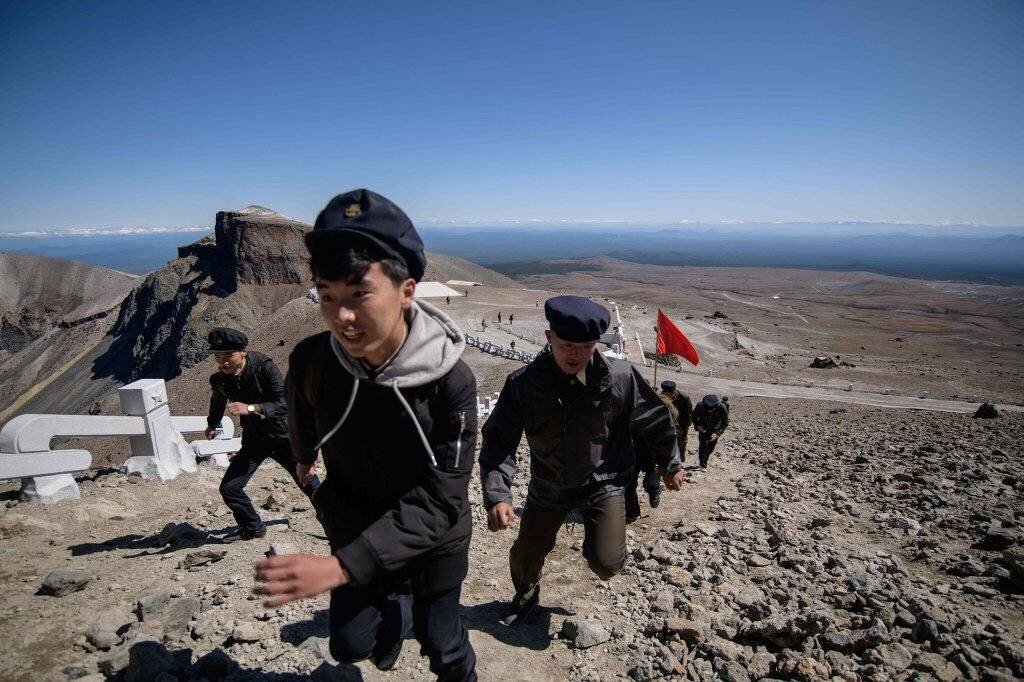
[
  {"left": 207, "top": 351, "right": 289, "bottom": 445},
  {"left": 286, "top": 302, "right": 476, "bottom": 592},
  {"left": 671, "top": 392, "right": 693, "bottom": 438},
  {"left": 692, "top": 400, "right": 729, "bottom": 436},
  {"left": 479, "top": 349, "right": 679, "bottom": 509}
]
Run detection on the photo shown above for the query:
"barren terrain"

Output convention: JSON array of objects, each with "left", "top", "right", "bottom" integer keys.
[{"left": 1, "top": 256, "right": 1023, "bottom": 681}]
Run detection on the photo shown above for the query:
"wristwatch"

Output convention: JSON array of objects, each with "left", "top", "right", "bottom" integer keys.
[{"left": 247, "top": 404, "right": 255, "bottom": 414}]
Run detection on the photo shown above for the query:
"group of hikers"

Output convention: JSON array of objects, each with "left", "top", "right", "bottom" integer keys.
[{"left": 203, "top": 189, "right": 730, "bottom": 680}]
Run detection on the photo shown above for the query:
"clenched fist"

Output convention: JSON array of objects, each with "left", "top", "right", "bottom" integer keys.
[{"left": 486, "top": 502, "right": 517, "bottom": 532}]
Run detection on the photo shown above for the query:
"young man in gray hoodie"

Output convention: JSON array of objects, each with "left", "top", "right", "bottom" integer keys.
[{"left": 255, "top": 189, "right": 478, "bottom": 681}]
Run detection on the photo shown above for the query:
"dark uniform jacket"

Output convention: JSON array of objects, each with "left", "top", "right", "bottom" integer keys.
[
  {"left": 692, "top": 401, "right": 729, "bottom": 436},
  {"left": 207, "top": 351, "right": 289, "bottom": 445},
  {"left": 479, "top": 349, "right": 680, "bottom": 509},
  {"left": 671, "top": 392, "right": 693, "bottom": 442},
  {"left": 286, "top": 301, "right": 476, "bottom": 593}
]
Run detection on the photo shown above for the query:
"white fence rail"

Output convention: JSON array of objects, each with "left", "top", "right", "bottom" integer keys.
[
  {"left": 464, "top": 333, "right": 536, "bottom": 364},
  {"left": 0, "top": 379, "right": 240, "bottom": 504}
]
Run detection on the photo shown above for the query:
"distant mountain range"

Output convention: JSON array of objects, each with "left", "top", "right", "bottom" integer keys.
[
  {"left": 418, "top": 227, "right": 1024, "bottom": 286},
  {"left": 3, "top": 221, "right": 1023, "bottom": 284}
]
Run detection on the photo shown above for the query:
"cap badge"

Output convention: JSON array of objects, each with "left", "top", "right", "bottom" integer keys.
[{"left": 344, "top": 203, "right": 362, "bottom": 218}]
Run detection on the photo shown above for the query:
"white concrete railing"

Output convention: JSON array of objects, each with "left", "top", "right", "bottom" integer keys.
[
  {"left": 464, "top": 333, "right": 536, "bottom": 364},
  {"left": 0, "top": 379, "right": 240, "bottom": 504}
]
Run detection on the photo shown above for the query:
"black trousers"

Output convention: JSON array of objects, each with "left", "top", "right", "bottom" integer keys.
[
  {"left": 219, "top": 440, "right": 320, "bottom": 533},
  {"left": 698, "top": 433, "right": 719, "bottom": 467},
  {"left": 329, "top": 580, "right": 476, "bottom": 681},
  {"left": 510, "top": 490, "right": 627, "bottom": 594},
  {"left": 624, "top": 468, "right": 661, "bottom": 520}
]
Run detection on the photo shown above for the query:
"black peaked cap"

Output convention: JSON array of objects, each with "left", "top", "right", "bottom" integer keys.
[
  {"left": 306, "top": 188, "right": 426, "bottom": 282},
  {"left": 208, "top": 327, "right": 248, "bottom": 352},
  {"left": 545, "top": 296, "right": 610, "bottom": 343}
]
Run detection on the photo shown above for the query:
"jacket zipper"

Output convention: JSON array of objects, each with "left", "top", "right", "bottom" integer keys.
[{"left": 454, "top": 411, "right": 465, "bottom": 469}]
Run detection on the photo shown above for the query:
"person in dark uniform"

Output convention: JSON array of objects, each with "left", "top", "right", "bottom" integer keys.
[
  {"left": 205, "top": 327, "right": 320, "bottom": 541},
  {"left": 692, "top": 394, "right": 730, "bottom": 469},
  {"left": 660, "top": 380, "right": 693, "bottom": 463},
  {"left": 480, "top": 296, "right": 683, "bottom": 626},
  {"left": 625, "top": 388, "right": 677, "bottom": 522},
  {"left": 254, "top": 189, "right": 478, "bottom": 680}
]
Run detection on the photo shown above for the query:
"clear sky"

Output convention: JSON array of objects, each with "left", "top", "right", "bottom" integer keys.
[{"left": 2, "top": 0, "right": 1022, "bottom": 231}]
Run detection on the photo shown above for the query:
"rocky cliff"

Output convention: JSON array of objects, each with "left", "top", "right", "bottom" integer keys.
[
  {"left": 0, "top": 252, "right": 138, "bottom": 354},
  {"left": 103, "top": 207, "right": 311, "bottom": 382}
]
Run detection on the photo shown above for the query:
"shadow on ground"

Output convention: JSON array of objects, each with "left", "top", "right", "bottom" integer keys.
[
  {"left": 68, "top": 519, "right": 288, "bottom": 557},
  {"left": 73, "top": 637, "right": 365, "bottom": 681},
  {"left": 462, "top": 600, "right": 570, "bottom": 651}
]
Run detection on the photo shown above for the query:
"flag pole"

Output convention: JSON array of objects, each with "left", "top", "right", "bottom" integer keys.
[{"left": 653, "top": 323, "right": 659, "bottom": 386}]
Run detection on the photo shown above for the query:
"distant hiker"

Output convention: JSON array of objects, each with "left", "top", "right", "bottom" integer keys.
[
  {"left": 692, "top": 394, "right": 730, "bottom": 469},
  {"left": 508, "top": 313, "right": 514, "bottom": 325},
  {"left": 256, "top": 189, "right": 478, "bottom": 679},
  {"left": 660, "top": 380, "right": 693, "bottom": 462},
  {"left": 479, "top": 296, "right": 682, "bottom": 626},
  {"left": 481, "top": 319, "right": 487, "bottom": 331},
  {"left": 497, "top": 312, "right": 502, "bottom": 324},
  {"left": 535, "top": 301, "right": 539, "bottom": 307},
  {"left": 446, "top": 295, "right": 451, "bottom": 305},
  {"left": 509, "top": 340, "right": 516, "bottom": 351},
  {"left": 205, "top": 327, "right": 319, "bottom": 541}
]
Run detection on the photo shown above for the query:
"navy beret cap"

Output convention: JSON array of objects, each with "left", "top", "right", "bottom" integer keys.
[
  {"left": 702, "top": 394, "right": 720, "bottom": 407},
  {"left": 544, "top": 296, "right": 610, "bottom": 343},
  {"left": 660, "top": 380, "right": 676, "bottom": 391},
  {"left": 306, "top": 188, "right": 427, "bottom": 282},
  {"left": 208, "top": 327, "right": 248, "bottom": 352}
]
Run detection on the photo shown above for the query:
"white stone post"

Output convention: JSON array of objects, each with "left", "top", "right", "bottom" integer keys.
[{"left": 120, "top": 379, "right": 196, "bottom": 480}]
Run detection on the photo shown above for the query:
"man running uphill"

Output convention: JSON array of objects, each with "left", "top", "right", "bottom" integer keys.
[
  {"left": 479, "top": 295, "right": 684, "bottom": 625},
  {"left": 206, "top": 327, "right": 319, "bottom": 541},
  {"left": 254, "top": 189, "right": 477, "bottom": 680}
]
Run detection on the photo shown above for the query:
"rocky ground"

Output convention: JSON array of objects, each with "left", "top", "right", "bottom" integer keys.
[{"left": 1, "top": 396, "right": 1021, "bottom": 681}]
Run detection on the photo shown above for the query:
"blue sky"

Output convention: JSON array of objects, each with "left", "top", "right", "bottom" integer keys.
[{"left": 1, "top": 0, "right": 1022, "bottom": 231}]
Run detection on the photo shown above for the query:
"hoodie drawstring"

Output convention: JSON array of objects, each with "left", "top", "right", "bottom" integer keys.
[
  {"left": 314, "top": 378, "right": 360, "bottom": 452},
  {"left": 391, "top": 380, "right": 437, "bottom": 467},
  {"left": 312, "top": 373, "right": 437, "bottom": 469}
]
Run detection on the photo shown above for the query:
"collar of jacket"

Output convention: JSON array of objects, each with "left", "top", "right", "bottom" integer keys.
[
  {"left": 542, "top": 347, "right": 612, "bottom": 394},
  {"left": 328, "top": 299, "right": 466, "bottom": 388}
]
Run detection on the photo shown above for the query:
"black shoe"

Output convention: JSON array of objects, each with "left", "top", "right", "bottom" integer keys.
[
  {"left": 222, "top": 526, "right": 266, "bottom": 542},
  {"left": 500, "top": 585, "right": 540, "bottom": 626},
  {"left": 372, "top": 595, "right": 406, "bottom": 671},
  {"left": 626, "top": 513, "right": 640, "bottom": 524},
  {"left": 647, "top": 490, "right": 661, "bottom": 509}
]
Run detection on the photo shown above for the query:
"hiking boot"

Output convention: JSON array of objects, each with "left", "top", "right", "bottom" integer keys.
[
  {"left": 500, "top": 585, "right": 540, "bottom": 626},
  {"left": 626, "top": 513, "right": 640, "bottom": 524}
]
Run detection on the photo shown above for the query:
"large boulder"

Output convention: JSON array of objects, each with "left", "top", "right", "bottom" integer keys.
[
  {"left": 38, "top": 569, "right": 90, "bottom": 597},
  {"left": 973, "top": 402, "right": 1000, "bottom": 419}
]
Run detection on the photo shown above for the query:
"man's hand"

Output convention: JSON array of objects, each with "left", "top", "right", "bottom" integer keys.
[
  {"left": 296, "top": 462, "right": 315, "bottom": 487},
  {"left": 204, "top": 426, "right": 217, "bottom": 440},
  {"left": 710, "top": 433, "right": 719, "bottom": 442},
  {"left": 226, "top": 401, "right": 249, "bottom": 416},
  {"left": 662, "top": 470, "right": 684, "bottom": 491},
  {"left": 487, "top": 502, "right": 517, "bottom": 532},
  {"left": 254, "top": 554, "right": 348, "bottom": 608}
]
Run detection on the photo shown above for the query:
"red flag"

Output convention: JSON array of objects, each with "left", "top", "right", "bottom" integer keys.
[{"left": 656, "top": 309, "right": 700, "bottom": 366}]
